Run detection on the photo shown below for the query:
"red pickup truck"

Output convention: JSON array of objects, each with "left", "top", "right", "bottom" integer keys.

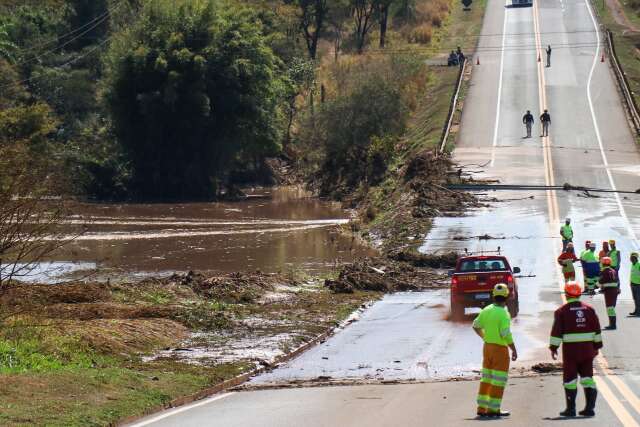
[{"left": 450, "top": 254, "right": 521, "bottom": 320}]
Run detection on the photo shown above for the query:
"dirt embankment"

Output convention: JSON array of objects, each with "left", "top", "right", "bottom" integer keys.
[{"left": 361, "top": 151, "right": 481, "bottom": 253}]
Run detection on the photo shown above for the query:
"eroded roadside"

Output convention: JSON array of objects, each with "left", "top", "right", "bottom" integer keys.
[{"left": 0, "top": 257, "right": 455, "bottom": 427}]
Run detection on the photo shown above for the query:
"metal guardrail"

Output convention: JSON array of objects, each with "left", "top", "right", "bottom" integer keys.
[
  {"left": 606, "top": 29, "right": 640, "bottom": 135},
  {"left": 439, "top": 58, "right": 467, "bottom": 155}
]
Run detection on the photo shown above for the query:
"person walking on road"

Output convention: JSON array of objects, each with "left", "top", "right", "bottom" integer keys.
[
  {"left": 581, "top": 242, "right": 600, "bottom": 295},
  {"left": 599, "top": 257, "right": 619, "bottom": 330},
  {"left": 560, "top": 218, "right": 573, "bottom": 252},
  {"left": 629, "top": 252, "right": 640, "bottom": 316},
  {"left": 550, "top": 282, "right": 602, "bottom": 418},
  {"left": 523, "top": 110, "right": 534, "bottom": 138},
  {"left": 609, "top": 240, "right": 621, "bottom": 285},
  {"left": 546, "top": 45, "right": 552, "bottom": 67},
  {"left": 473, "top": 284, "right": 518, "bottom": 418},
  {"left": 558, "top": 243, "right": 578, "bottom": 283},
  {"left": 540, "top": 109, "right": 551, "bottom": 137}
]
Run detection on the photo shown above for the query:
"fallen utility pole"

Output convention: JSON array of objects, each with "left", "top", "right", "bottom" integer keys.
[{"left": 447, "top": 183, "right": 640, "bottom": 195}]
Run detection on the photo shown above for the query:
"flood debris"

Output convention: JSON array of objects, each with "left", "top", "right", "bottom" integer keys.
[
  {"left": 325, "top": 257, "right": 450, "bottom": 294},
  {"left": 387, "top": 250, "right": 459, "bottom": 268},
  {"left": 406, "top": 152, "right": 479, "bottom": 219},
  {"left": 531, "top": 362, "right": 563, "bottom": 373}
]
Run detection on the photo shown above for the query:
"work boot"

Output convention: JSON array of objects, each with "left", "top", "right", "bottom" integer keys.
[
  {"left": 579, "top": 388, "right": 597, "bottom": 417},
  {"left": 559, "top": 389, "right": 577, "bottom": 417},
  {"left": 487, "top": 410, "right": 510, "bottom": 417},
  {"left": 604, "top": 316, "right": 617, "bottom": 330}
]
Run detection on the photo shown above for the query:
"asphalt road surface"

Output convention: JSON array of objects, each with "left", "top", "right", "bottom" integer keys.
[{"left": 129, "top": 0, "right": 640, "bottom": 425}]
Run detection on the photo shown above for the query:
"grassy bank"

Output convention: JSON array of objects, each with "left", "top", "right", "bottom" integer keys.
[
  {"left": 356, "top": 0, "right": 487, "bottom": 253},
  {"left": 0, "top": 275, "right": 378, "bottom": 426},
  {"left": 597, "top": 0, "right": 640, "bottom": 134}
]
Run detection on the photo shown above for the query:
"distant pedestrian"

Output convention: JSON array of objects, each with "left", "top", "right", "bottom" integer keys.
[
  {"left": 457, "top": 46, "right": 465, "bottom": 63},
  {"left": 473, "top": 284, "right": 518, "bottom": 418},
  {"left": 546, "top": 45, "right": 552, "bottom": 67},
  {"left": 629, "top": 252, "right": 640, "bottom": 316},
  {"left": 523, "top": 110, "right": 534, "bottom": 138},
  {"left": 540, "top": 109, "right": 551, "bottom": 137}
]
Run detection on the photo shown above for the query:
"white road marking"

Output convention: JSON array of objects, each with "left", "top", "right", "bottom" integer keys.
[
  {"left": 583, "top": 0, "right": 640, "bottom": 249},
  {"left": 127, "top": 392, "right": 235, "bottom": 427},
  {"left": 490, "top": 0, "right": 510, "bottom": 167}
]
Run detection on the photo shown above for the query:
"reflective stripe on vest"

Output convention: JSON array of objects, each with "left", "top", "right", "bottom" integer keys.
[
  {"left": 562, "top": 332, "right": 596, "bottom": 343},
  {"left": 602, "top": 282, "right": 618, "bottom": 288}
]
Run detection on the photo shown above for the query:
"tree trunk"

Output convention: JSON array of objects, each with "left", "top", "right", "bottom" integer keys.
[{"left": 379, "top": 5, "right": 388, "bottom": 48}]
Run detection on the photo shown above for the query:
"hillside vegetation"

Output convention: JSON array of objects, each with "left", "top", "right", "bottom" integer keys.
[{"left": 0, "top": 0, "right": 458, "bottom": 201}]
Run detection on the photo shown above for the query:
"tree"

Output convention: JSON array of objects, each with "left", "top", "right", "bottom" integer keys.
[
  {"left": 352, "top": 0, "right": 378, "bottom": 53},
  {"left": 378, "top": 0, "right": 393, "bottom": 48},
  {"left": 296, "top": 0, "right": 329, "bottom": 60},
  {"left": 284, "top": 57, "right": 315, "bottom": 147},
  {"left": 326, "top": 0, "right": 350, "bottom": 60},
  {"left": 0, "top": 104, "right": 77, "bottom": 286},
  {"left": 0, "top": 22, "right": 16, "bottom": 62},
  {"left": 104, "top": 0, "right": 285, "bottom": 200}
]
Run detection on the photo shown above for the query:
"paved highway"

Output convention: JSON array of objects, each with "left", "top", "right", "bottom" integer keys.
[{"left": 128, "top": 0, "right": 640, "bottom": 424}]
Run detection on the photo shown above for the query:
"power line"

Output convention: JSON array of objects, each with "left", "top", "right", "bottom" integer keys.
[
  {"left": 10, "top": 2, "right": 123, "bottom": 67},
  {"left": 0, "top": 35, "right": 112, "bottom": 91}
]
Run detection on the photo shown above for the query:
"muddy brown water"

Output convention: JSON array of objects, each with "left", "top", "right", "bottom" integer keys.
[{"left": 38, "top": 187, "right": 376, "bottom": 282}]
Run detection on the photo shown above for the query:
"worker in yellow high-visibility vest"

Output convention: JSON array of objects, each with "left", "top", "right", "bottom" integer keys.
[
  {"left": 560, "top": 218, "right": 573, "bottom": 252},
  {"left": 473, "top": 284, "right": 518, "bottom": 418},
  {"left": 629, "top": 252, "right": 640, "bottom": 316}
]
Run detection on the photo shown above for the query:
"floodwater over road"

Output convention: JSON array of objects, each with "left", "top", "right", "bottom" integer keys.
[{"left": 43, "top": 187, "right": 375, "bottom": 282}]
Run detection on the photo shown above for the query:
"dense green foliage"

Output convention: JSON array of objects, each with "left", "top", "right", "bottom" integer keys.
[
  {"left": 105, "top": 0, "right": 285, "bottom": 199},
  {"left": 0, "top": 0, "right": 445, "bottom": 201}
]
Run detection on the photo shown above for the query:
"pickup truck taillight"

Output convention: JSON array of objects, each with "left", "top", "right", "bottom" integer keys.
[
  {"left": 451, "top": 276, "right": 459, "bottom": 292},
  {"left": 506, "top": 274, "right": 514, "bottom": 284}
]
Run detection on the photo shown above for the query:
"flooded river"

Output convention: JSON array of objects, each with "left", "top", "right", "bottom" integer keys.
[{"left": 38, "top": 187, "right": 375, "bottom": 282}]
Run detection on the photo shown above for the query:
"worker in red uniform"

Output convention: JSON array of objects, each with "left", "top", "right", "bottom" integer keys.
[
  {"left": 557, "top": 242, "right": 578, "bottom": 282},
  {"left": 599, "top": 257, "right": 619, "bottom": 330},
  {"left": 550, "top": 282, "right": 603, "bottom": 417}
]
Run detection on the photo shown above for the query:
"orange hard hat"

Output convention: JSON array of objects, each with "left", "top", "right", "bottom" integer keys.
[
  {"left": 601, "top": 257, "right": 612, "bottom": 266},
  {"left": 565, "top": 282, "right": 582, "bottom": 298}
]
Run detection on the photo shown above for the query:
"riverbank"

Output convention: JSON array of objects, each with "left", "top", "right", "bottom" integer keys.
[
  {"left": 0, "top": 259, "right": 453, "bottom": 426},
  {"left": 348, "top": 0, "right": 487, "bottom": 255},
  {"left": 597, "top": 0, "right": 640, "bottom": 136},
  {"left": 0, "top": 272, "right": 376, "bottom": 426}
]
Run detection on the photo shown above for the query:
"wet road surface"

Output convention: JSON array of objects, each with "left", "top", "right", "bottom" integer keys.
[{"left": 131, "top": 0, "right": 640, "bottom": 423}]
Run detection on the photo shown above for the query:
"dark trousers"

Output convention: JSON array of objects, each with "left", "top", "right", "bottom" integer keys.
[
  {"left": 563, "top": 350, "right": 595, "bottom": 387},
  {"left": 632, "top": 285, "right": 640, "bottom": 313},
  {"left": 603, "top": 287, "right": 619, "bottom": 317}
]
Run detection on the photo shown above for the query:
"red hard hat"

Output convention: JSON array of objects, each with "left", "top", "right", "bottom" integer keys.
[
  {"left": 565, "top": 282, "right": 582, "bottom": 298},
  {"left": 602, "top": 257, "right": 612, "bottom": 266}
]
